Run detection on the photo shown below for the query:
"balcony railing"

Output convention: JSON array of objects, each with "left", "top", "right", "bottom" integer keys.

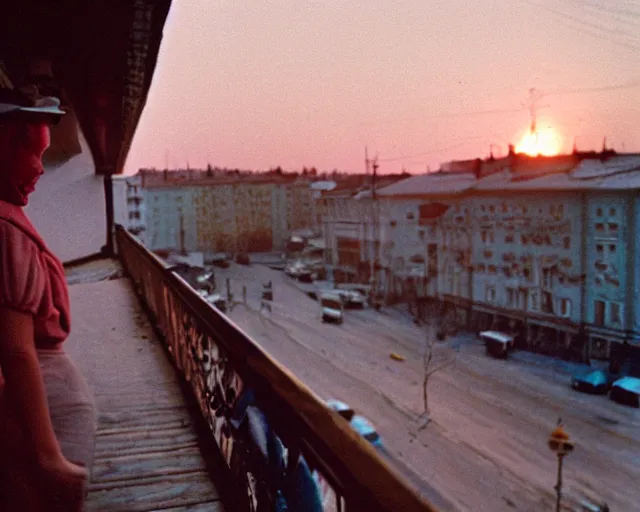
[{"left": 115, "top": 225, "right": 435, "bottom": 512}]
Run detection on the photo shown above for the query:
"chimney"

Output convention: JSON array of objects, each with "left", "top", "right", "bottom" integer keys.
[
  {"left": 508, "top": 144, "right": 515, "bottom": 156},
  {"left": 163, "top": 169, "right": 168, "bottom": 181}
]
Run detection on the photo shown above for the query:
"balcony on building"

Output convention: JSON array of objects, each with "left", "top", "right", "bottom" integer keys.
[{"left": 2, "top": 2, "right": 436, "bottom": 511}]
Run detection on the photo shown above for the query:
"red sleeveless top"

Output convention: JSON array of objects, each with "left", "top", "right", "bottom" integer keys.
[{"left": 0, "top": 200, "right": 71, "bottom": 348}]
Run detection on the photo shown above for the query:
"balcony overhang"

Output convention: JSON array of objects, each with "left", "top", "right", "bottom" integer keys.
[{"left": 0, "top": 0, "right": 172, "bottom": 175}]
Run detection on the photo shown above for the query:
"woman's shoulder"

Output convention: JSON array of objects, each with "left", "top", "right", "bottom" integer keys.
[
  {"left": 0, "top": 219, "right": 47, "bottom": 314},
  {"left": 0, "top": 218, "right": 44, "bottom": 259}
]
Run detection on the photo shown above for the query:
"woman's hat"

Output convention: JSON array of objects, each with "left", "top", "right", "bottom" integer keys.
[{"left": 0, "top": 62, "right": 65, "bottom": 121}]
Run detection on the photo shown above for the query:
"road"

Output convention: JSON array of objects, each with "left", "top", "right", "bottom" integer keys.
[{"left": 215, "top": 263, "right": 640, "bottom": 511}]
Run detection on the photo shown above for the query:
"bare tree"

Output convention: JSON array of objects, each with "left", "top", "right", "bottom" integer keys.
[{"left": 419, "top": 328, "right": 455, "bottom": 429}]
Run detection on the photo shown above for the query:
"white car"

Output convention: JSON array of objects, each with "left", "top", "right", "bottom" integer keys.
[
  {"left": 338, "top": 290, "right": 365, "bottom": 309},
  {"left": 320, "top": 293, "right": 344, "bottom": 324},
  {"left": 325, "top": 399, "right": 382, "bottom": 447}
]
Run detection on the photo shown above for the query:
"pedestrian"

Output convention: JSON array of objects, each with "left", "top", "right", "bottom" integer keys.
[{"left": 0, "top": 71, "right": 97, "bottom": 510}]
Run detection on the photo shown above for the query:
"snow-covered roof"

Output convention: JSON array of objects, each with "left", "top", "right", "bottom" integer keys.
[
  {"left": 377, "top": 172, "right": 476, "bottom": 196},
  {"left": 570, "top": 155, "right": 640, "bottom": 179},
  {"left": 378, "top": 152, "right": 640, "bottom": 196}
]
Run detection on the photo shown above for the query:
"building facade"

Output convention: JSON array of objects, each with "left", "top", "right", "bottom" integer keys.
[
  {"left": 112, "top": 174, "right": 146, "bottom": 242},
  {"left": 138, "top": 171, "right": 316, "bottom": 256},
  {"left": 323, "top": 151, "right": 640, "bottom": 364}
]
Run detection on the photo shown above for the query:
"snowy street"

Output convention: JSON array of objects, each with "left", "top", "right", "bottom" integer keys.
[{"left": 215, "top": 263, "right": 640, "bottom": 511}]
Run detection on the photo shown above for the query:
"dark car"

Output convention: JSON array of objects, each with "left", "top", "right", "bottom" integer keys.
[
  {"left": 212, "top": 258, "right": 230, "bottom": 268},
  {"left": 235, "top": 253, "right": 250, "bottom": 265},
  {"left": 609, "top": 376, "right": 640, "bottom": 407},
  {"left": 570, "top": 369, "right": 612, "bottom": 394}
]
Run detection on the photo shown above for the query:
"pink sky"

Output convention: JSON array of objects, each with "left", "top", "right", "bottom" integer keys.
[{"left": 124, "top": 0, "right": 640, "bottom": 175}]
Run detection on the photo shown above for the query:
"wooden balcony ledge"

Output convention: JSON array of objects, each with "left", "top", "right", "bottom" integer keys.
[{"left": 64, "top": 261, "right": 224, "bottom": 511}]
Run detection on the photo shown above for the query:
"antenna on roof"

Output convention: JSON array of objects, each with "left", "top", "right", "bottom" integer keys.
[{"left": 572, "top": 137, "right": 577, "bottom": 154}]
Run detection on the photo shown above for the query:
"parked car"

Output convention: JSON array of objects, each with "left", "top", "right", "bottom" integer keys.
[
  {"left": 325, "top": 399, "right": 354, "bottom": 421},
  {"left": 479, "top": 330, "right": 515, "bottom": 359},
  {"left": 325, "top": 399, "right": 381, "bottom": 447},
  {"left": 297, "top": 269, "right": 315, "bottom": 283},
  {"left": 235, "top": 253, "right": 250, "bottom": 265},
  {"left": 206, "top": 293, "right": 227, "bottom": 313},
  {"left": 350, "top": 416, "right": 382, "bottom": 448},
  {"left": 570, "top": 369, "right": 612, "bottom": 394},
  {"left": 338, "top": 290, "right": 365, "bottom": 309},
  {"left": 211, "top": 258, "right": 230, "bottom": 269},
  {"left": 319, "top": 293, "right": 344, "bottom": 324},
  {"left": 609, "top": 376, "right": 640, "bottom": 407}
]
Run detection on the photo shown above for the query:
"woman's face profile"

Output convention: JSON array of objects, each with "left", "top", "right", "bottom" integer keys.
[{"left": 1, "top": 121, "right": 51, "bottom": 198}]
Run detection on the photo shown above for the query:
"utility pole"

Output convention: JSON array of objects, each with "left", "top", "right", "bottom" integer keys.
[
  {"left": 179, "top": 212, "right": 185, "bottom": 254},
  {"left": 371, "top": 157, "right": 379, "bottom": 302},
  {"left": 364, "top": 146, "right": 370, "bottom": 282}
]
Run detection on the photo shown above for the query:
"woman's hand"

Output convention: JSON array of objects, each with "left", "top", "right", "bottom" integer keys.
[
  {"left": 37, "top": 452, "right": 88, "bottom": 511},
  {"left": 38, "top": 451, "right": 88, "bottom": 483}
]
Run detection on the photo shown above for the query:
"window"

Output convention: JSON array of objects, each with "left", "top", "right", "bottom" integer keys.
[
  {"left": 542, "top": 269, "right": 552, "bottom": 288},
  {"left": 542, "top": 292, "right": 553, "bottom": 313},
  {"left": 609, "top": 207, "right": 616, "bottom": 217},
  {"left": 594, "top": 300, "right": 605, "bottom": 326},
  {"left": 485, "top": 286, "right": 496, "bottom": 304},
  {"left": 563, "top": 236, "right": 571, "bottom": 250},
  {"left": 481, "top": 231, "right": 487, "bottom": 243},
  {"left": 608, "top": 223, "right": 619, "bottom": 234},
  {"left": 529, "top": 291, "right": 539, "bottom": 312},
  {"left": 506, "top": 288, "right": 516, "bottom": 307},
  {"left": 596, "top": 244, "right": 603, "bottom": 255},
  {"left": 560, "top": 298, "right": 571, "bottom": 317},
  {"left": 595, "top": 223, "right": 605, "bottom": 233},
  {"left": 609, "top": 302, "right": 621, "bottom": 327},
  {"left": 505, "top": 233, "right": 514, "bottom": 243},
  {"left": 609, "top": 244, "right": 617, "bottom": 254},
  {"left": 596, "top": 208, "right": 603, "bottom": 217}
]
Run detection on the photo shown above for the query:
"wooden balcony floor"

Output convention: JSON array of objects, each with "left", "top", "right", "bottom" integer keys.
[{"left": 64, "top": 262, "right": 224, "bottom": 511}]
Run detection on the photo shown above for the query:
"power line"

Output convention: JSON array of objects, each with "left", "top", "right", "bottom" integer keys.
[
  {"left": 363, "top": 106, "right": 525, "bottom": 128},
  {"left": 515, "top": 0, "right": 640, "bottom": 53},
  {"left": 547, "top": 79, "right": 640, "bottom": 97},
  {"left": 377, "top": 136, "right": 487, "bottom": 163}
]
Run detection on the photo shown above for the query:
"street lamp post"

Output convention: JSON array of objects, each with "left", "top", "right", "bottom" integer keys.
[{"left": 548, "top": 420, "right": 575, "bottom": 512}]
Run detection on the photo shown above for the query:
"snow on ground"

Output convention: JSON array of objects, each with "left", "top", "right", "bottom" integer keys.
[{"left": 213, "top": 262, "right": 640, "bottom": 511}]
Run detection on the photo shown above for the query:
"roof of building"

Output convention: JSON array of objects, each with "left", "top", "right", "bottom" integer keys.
[
  {"left": 141, "top": 170, "right": 307, "bottom": 189},
  {"left": 377, "top": 171, "right": 477, "bottom": 196},
  {"left": 377, "top": 152, "right": 640, "bottom": 197}
]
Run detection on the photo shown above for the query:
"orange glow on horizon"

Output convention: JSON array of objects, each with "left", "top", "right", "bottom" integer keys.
[{"left": 515, "top": 126, "right": 563, "bottom": 156}]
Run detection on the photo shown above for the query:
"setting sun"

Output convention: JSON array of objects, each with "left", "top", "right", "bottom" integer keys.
[{"left": 515, "top": 126, "right": 563, "bottom": 156}]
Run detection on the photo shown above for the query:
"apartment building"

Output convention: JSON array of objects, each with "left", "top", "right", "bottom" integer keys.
[
  {"left": 323, "top": 149, "right": 640, "bottom": 364},
  {"left": 112, "top": 174, "right": 145, "bottom": 242},
  {"left": 138, "top": 171, "right": 315, "bottom": 255}
]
